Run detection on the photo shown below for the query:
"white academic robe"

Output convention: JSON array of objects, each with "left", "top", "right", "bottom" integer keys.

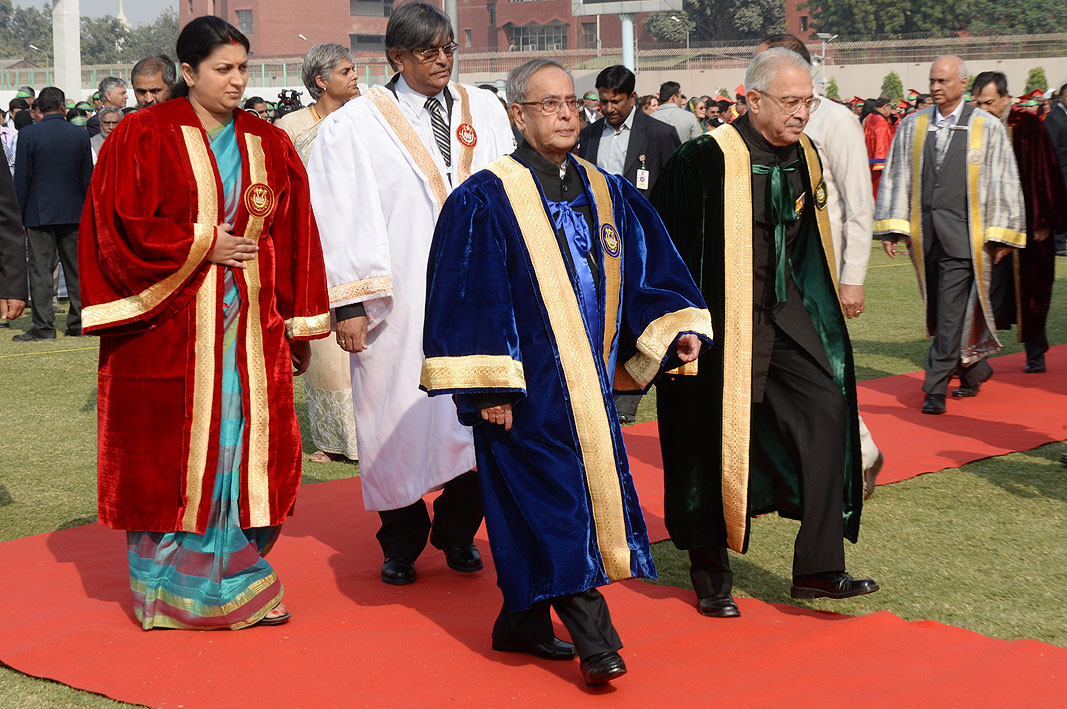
[{"left": 308, "top": 79, "right": 514, "bottom": 510}]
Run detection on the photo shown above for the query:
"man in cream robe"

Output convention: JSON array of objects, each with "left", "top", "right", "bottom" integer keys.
[
  {"left": 874, "top": 55, "right": 1025, "bottom": 415},
  {"left": 307, "top": 2, "right": 514, "bottom": 584}
]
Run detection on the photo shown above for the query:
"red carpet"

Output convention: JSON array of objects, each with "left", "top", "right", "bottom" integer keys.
[
  {"left": 1, "top": 477, "right": 1065, "bottom": 707},
  {"left": 623, "top": 345, "right": 1067, "bottom": 527}
]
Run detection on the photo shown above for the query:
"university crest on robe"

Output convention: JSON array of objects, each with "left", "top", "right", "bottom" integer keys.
[{"left": 244, "top": 182, "right": 276, "bottom": 218}]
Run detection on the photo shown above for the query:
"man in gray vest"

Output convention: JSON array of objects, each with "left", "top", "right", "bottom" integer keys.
[{"left": 874, "top": 55, "right": 1025, "bottom": 415}]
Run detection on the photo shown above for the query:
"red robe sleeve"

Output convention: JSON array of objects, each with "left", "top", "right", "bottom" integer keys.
[
  {"left": 265, "top": 130, "right": 330, "bottom": 340},
  {"left": 864, "top": 114, "right": 891, "bottom": 173},
  {"left": 78, "top": 110, "right": 219, "bottom": 336},
  {"left": 1009, "top": 108, "right": 1067, "bottom": 234}
]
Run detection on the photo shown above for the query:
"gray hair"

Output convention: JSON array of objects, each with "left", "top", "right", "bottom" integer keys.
[
  {"left": 506, "top": 59, "right": 569, "bottom": 103},
  {"left": 745, "top": 47, "right": 811, "bottom": 94},
  {"left": 98, "top": 76, "right": 127, "bottom": 102},
  {"left": 98, "top": 106, "right": 123, "bottom": 119},
  {"left": 302, "top": 43, "right": 355, "bottom": 100},
  {"left": 933, "top": 54, "right": 968, "bottom": 79},
  {"left": 385, "top": 2, "right": 452, "bottom": 71}
]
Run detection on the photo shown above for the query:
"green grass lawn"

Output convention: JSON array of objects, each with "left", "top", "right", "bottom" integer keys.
[{"left": 1, "top": 248, "right": 1065, "bottom": 705}]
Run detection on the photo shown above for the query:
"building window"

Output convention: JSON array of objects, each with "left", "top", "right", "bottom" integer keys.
[
  {"left": 464, "top": 29, "right": 472, "bottom": 48},
  {"left": 488, "top": 6, "right": 495, "bottom": 24},
  {"left": 511, "top": 23, "right": 567, "bottom": 51},
  {"left": 582, "top": 22, "right": 596, "bottom": 49},
  {"left": 351, "top": 0, "right": 391, "bottom": 17},
  {"left": 236, "top": 9, "right": 253, "bottom": 34},
  {"left": 350, "top": 34, "right": 386, "bottom": 53},
  {"left": 800, "top": 15, "right": 809, "bottom": 32}
]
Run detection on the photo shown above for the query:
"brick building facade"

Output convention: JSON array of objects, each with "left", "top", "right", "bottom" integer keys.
[{"left": 181, "top": 0, "right": 655, "bottom": 58}]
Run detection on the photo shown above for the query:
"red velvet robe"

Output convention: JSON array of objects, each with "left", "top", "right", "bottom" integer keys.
[
  {"left": 864, "top": 112, "right": 892, "bottom": 200},
  {"left": 78, "top": 99, "right": 330, "bottom": 534},
  {"left": 991, "top": 106, "right": 1067, "bottom": 339}
]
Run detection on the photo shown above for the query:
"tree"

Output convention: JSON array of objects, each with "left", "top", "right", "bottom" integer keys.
[
  {"left": 808, "top": 0, "right": 1067, "bottom": 37},
  {"left": 81, "top": 16, "right": 133, "bottom": 64},
  {"left": 880, "top": 71, "right": 903, "bottom": 100},
  {"left": 645, "top": 0, "right": 784, "bottom": 43},
  {"left": 825, "top": 77, "right": 840, "bottom": 100},
  {"left": 1025, "top": 67, "right": 1048, "bottom": 94},
  {"left": 121, "top": 9, "right": 180, "bottom": 64}
]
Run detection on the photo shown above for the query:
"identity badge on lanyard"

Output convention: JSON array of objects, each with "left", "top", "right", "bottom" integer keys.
[{"left": 636, "top": 154, "right": 650, "bottom": 190}]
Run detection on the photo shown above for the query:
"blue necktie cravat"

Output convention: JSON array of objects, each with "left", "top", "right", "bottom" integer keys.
[{"left": 547, "top": 191, "right": 599, "bottom": 334}]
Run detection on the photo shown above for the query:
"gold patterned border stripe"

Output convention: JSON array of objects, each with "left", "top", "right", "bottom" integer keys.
[
  {"left": 179, "top": 125, "right": 220, "bottom": 533},
  {"left": 623, "top": 307, "right": 713, "bottom": 388},
  {"left": 243, "top": 133, "right": 272, "bottom": 528},
  {"left": 487, "top": 155, "right": 632, "bottom": 581},
  {"left": 800, "top": 134, "right": 839, "bottom": 298},
  {"left": 966, "top": 115, "right": 995, "bottom": 331},
  {"left": 420, "top": 354, "right": 526, "bottom": 391},
  {"left": 328, "top": 275, "right": 393, "bottom": 306},
  {"left": 454, "top": 83, "right": 475, "bottom": 186},
  {"left": 872, "top": 218, "right": 911, "bottom": 235},
  {"left": 285, "top": 312, "right": 331, "bottom": 339},
  {"left": 711, "top": 126, "right": 754, "bottom": 554},
  {"left": 910, "top": 112, "right": 930, "bottom": 304},
  {"left": 84, "top": 127, "right": 220, "bottom": 330},
  {"left": 573, "top": 155, "right": 621, "bottom": 375},
  {"left": 985, "top": 225, "right": 1025, "bottom": 247},
  {"left": 368, "top": 87, "right": 449, "bottom": 212}
]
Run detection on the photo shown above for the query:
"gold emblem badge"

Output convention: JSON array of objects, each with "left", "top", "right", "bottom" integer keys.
[
  {"left": 456, "top": 123, "right": 478, "bottom": 148},
  {"left": 814, "top": 179, "right": 828, "bottom": 210},
  {"left": 967, "top": 148, "right": 982, "bottom": 165},
  {"left": 601, "top": 223, "right": 621, "bottom": 259},
  {"left": 794, "top": 192, "right": 806, "bottom": 216},
  {"left": 243, "top": 182, "right": 275, "bottom": 219}
]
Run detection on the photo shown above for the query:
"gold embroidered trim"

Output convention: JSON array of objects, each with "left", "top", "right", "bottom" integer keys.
[
  {"left": 285, "top": 312, "right": 331, "bottom": 339},
  {"left": 573, "top": 156, "right": 621, "bottom": 375},
  {"left": 420, "top": 354, "right": 526, "bottom": 391},
  {"left": 243, "top": 133, "right": 272, "bottom": 528},
  {"left": 179, "top": 125, "right": 220, "bottom": 533},
  {"left": 369, "top": 87, "right": 449, "bottom": 212},
  {"left": 328, "top": 275, "right": 393, "bottom": 305},
  {"left": 712, "top": 126, "right": 754, "bottom": 553},
  {"left": 454, "top": 83, "right": 475, "bottom": 186},
  {"left": 800, "top": 134, "right": 839, "bottom": 297},
  {"left": 488, "top": 155, "right": 632, "bottom": 582},
  {"left": 666, "top": 360, "right": 699, "bottom": 376},
  {"left": 910, "top": 112, "right": 931, "bottom": 309},
  {"left": 872, "top": 218, "right": 911, "bottom": 235},
  {"left": 130, "top": 570, "right": 278, "bottom": 618},
  {"left": 985, "top": 225, "right": 1026, "bottom": 246},
  {"left": 623, "top": 307, "right": 713, "bottom": 388}
]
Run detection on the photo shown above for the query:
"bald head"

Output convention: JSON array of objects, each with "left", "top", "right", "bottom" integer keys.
[{"left": 929, "top": 55, "right": 968, "bottom": 114}]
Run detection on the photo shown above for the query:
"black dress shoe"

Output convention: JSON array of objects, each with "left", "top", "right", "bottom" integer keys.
[
  {"left": 492, "top": 635, "right": 577, "bottom": 661},
  {"left": 697, "top": 593, "right": 740, "bottom": 618},
  {"left": 1025, "top": 356, "right": 1046, "bottom": 374},
  {"left": 580, "top": 651, "right": 627, "bottom": 686},
  {"left": 952, "top": 369, "right": 992, "bottom": 397},
  {"left": 863, "top": 451, "right": 884, "bottom": 500},
  {"left": 790, "top": 571, "right": 879, "bottom": 600},
  {"left": 64, "top": 328, "right": 82, "bottom": 337},
  {"left": 380, "top": 557, "right": 416, "bottom": 585},
  {"left": 921, "top": 393, "right": 946, "bottom": 415},
  {"left": 430, "top": 531, "right": 483, "bottom": 572},
  {"left": 12, "top": 330, "right": 56, "bottom": 342}
]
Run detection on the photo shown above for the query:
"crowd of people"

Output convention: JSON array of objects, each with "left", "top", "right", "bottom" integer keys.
[{"left": 0, "top": 4, "right": 1065, "bottom": 690}]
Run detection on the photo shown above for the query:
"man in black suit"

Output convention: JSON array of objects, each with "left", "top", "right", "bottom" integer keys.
[
  {"left": 0, "top": 161, "right": 26, "bottom": 329},
  {"left": 13, "top": 86, "right": 92, "bottom": 341},
  {"left": 577, "top": 64, "right": 681, "bottom": 422},
  {"left": 1044, "top": 83, "right": 1067, "bottom": 256}
]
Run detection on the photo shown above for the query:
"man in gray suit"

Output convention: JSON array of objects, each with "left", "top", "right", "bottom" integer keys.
[
  {"left": 875, "top": 56, "right": 1025, "bottom": 414},
  {"left": 652, "top": 81, "right": 701, "bottom": 143}
]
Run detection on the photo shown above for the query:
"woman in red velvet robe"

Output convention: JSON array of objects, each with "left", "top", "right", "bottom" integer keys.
[{"left": 78, "top": 17, "right": 330, "bottom": 629}]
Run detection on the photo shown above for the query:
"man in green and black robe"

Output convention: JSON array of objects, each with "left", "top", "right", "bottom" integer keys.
[{"left": 650, "top": 48, "right": 878, "bottom": 618}]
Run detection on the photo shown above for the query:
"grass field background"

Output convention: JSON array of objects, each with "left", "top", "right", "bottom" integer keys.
[{"left": 1, "top": 248, "right": 1065, "bottom": 706}]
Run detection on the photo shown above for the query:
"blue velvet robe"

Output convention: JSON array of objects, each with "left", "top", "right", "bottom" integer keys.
[{"left": 421, "top": 153, "right": 713, "bottom": 611}]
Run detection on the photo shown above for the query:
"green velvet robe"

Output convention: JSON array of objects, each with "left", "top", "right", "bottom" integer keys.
[{"left": 649, "top": 124, "right": 863, "bottom": 553}]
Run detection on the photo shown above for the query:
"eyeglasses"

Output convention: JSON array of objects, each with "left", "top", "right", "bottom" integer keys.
[
  {"left": 411, "top": 41, "right": 458, "bottom": 63},
  {"left": 518, "top": 96, "right": 579, "bottom": 115},
  {"left": 760, "top": 93, "right": 820, "bottom": 116}
]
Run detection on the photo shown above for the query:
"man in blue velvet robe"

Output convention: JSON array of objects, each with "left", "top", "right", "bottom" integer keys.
[{"left": 420, "top": 59, "right": 712, "bottom": 687}]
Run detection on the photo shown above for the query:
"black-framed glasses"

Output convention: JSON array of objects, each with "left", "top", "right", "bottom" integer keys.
[
  {"left": 760, "top": 92, "right": 820, "bottom": 115},
  {"left": 411, "top": 41, "right": 458, "bottom": 63},
  {"left": 518, "top": 96, "right": 579, "bottom": 115}
]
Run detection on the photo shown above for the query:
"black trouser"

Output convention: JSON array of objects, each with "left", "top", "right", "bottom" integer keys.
[
  {"left": 690, "top": 330, "right": 847, "bottom": 589},
  {"left": 375, "top": 470, "right": 483, "bottom": 560},
  {"left": 612, "top": 392, "right": 642, "bottom": 420},
  {"left": 922, "top": 240, "right": 992, "bottom": 396},
  {"left": 493, "top": 588, "right": 621, "bottom": 661},
  {"left": 26, "top": 225, "right": 81, "bottom": 335}
]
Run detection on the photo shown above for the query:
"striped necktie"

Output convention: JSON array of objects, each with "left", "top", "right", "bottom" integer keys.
[{"left": 425, "top": 96, "right": 451, "bottom": 168}]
